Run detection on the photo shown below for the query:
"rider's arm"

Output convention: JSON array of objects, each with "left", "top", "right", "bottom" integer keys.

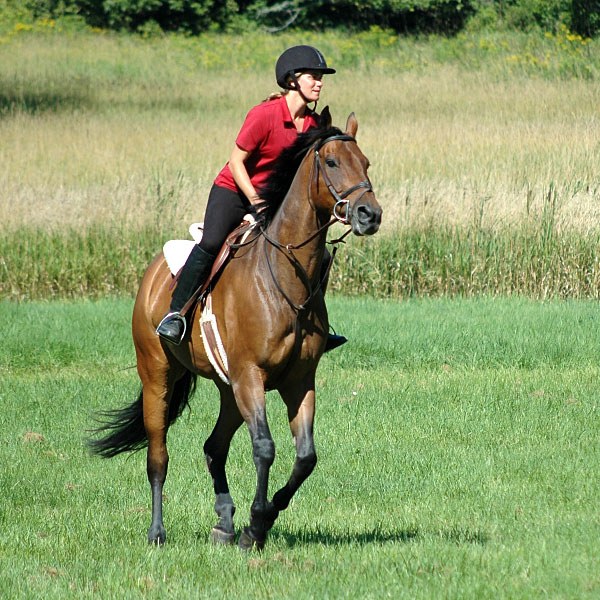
[{"left": 228, "top": 144, "right": 261, "bottom": 205}]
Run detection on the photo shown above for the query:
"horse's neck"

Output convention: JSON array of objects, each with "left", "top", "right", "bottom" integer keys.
[{"left": 267, "top": 169, "right": 328, "bottom": 284}]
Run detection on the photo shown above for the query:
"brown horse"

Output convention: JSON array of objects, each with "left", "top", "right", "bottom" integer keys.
[{"left": 89, "top": 108, "right": 382, "bottom": 550}]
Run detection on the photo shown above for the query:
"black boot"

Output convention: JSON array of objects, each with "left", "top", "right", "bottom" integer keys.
[
  {"left": 156, "top": 245, "right": 215, "bottom": 344},
  {"left": 325, "top": 333, "right": 347, "bottom": 353}
]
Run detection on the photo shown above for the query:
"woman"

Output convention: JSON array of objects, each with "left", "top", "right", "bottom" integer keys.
[{"left": 156, "top": 45, "right": 346, "bottom": 351}]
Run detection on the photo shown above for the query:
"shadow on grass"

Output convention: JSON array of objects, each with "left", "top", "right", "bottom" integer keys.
[
  {"left": 0, "top": 83, "right": 197, "bottom": 115},
  {"left": 0, "top": 89, "right": 93, "bottom": 114},
  {"left": 272, "top": 526, "right": 420, "bottom": 547},
  {"left": 440, "top": 527, "right": 489, "bottom": 545},
  {"left": 270, "top": 525, "right": 488, "bottom": 547}
]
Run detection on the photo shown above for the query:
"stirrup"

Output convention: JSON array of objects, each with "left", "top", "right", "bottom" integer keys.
[{"left": 155, "top": 312, "right": 187, "bottom": 345}]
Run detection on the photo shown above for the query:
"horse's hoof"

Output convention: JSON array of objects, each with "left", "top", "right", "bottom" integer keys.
[
  {"left": 238, "top": 527, "right": 265, "bottom": 552},
  {"left": 148, "top": 525, "right": 166, "bottom": 545},
  {"left": 148, "top": 533, "right": 166, "bottom": 546},
  {"left": 210, "top": 526, "right": 235, "bottom": 546}
]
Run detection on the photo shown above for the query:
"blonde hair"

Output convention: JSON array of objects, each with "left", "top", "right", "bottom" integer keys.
[
  {"left": 262, "top": 72, "right": 301, "bottom": 103},
  {"left": 263, "top": 90, "right": 288, "bottom": 103}
]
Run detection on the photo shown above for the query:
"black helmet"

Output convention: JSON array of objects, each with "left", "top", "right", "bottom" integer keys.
[{"left": 275, "top": 45, "right": 336, "bottom": 89}]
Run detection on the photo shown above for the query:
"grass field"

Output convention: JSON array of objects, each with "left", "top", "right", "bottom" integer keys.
[
  {"left": 1, "top": 14, "right": 599, "bottom": 599},
  {"left": 1, "top": 296, "right": 599, "bottom": 598}
]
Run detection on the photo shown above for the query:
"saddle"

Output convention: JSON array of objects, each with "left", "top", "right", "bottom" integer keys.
[
  {"left": 163, "top": 215, "right": 258, "bottom": 313},
  {"left": 162, "top": 216, "right": 259, "bottom": 386}
]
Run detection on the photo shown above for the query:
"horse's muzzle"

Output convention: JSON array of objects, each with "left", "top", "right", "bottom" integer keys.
[{"left": 351, "top": 197, "right": 382, "bottom": 236}]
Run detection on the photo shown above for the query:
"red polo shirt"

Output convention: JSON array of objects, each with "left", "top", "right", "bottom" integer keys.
[{"left": 214, "top": 96, "right": 318, "bottom": 195}]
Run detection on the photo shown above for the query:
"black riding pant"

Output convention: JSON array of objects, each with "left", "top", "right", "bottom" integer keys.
[
  {"left": 198, "top": 184, "right": 251, "bottom": 256},
  {"left": 198, "top": 182, "right": 332, "bottom": 280}
]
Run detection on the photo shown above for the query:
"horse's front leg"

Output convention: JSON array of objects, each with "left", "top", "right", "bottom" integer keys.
[
  {"left": 232, "top": 368, "right": 276, "bottom": 551},
  {"left": 269, "top": 374, "right": 318, "bottom": 526},
  {"left": 203, "top": 383, "right": 244, "bottom": 545}
]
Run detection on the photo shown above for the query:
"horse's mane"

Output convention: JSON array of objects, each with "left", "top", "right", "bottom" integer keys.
[{"left": 257, "top": 125, "right": 343, "bottom": 225}]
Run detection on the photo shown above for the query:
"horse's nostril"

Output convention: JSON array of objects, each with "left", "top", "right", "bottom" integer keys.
[{"left": 357, "top": 205, "right": 375, "bottom": 223}]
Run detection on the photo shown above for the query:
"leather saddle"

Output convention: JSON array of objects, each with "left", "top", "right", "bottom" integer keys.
[{"left": 178, "top": 216, "right": 258, "bottom": 318}]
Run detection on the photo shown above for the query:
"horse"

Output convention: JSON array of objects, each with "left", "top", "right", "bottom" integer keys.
[{"left": 88, "top": 107, "right": 382, "bottom": 551}]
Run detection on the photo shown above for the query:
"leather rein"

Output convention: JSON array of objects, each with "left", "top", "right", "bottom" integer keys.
[{"left": 258, "top": 133, "right": 372, "bottom": 312}]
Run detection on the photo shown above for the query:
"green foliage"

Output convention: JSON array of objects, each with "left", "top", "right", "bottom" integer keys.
[
  {"left": 0, "top": 226, "right": 165, "bottom": 300},
  {"left": 16, "top": 0, "right": 239, "bottom": 32},
  {"left": 492, "top": 0, "right": 571, "bottom": 31},
  {"left": 328, "top": 224, "right": 600, "bottom": 299},
  {"left": 0, "top": 0, "right": 32, "bottom": 21},
  {"left": 3, "top": 0, "right": 597, "bottom": 35},
  {"left": 99, "top": 0, "right": 239, "bottom": 32},
  {"left": 4, "top": 220, "right": 600, "bottom": 301},
  {"left": 470, "top": 0, "right": 600, "bottom": 35},
  {"left": 572, "top": 0, "right": 600, "bottom": 36},
  {"left": 249, "top": 0, "right": 475, "bottom": 34}
]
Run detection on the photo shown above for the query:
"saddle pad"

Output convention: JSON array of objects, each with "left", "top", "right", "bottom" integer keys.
[
  {"left": 163, "top": 222, "right": 204, "bottom": 275},
  {"left": 163, "top": 216, "right": 256, "bottom": 276},
  {"left": 163, "top": 240, "right": 196, "bottom": 276}
]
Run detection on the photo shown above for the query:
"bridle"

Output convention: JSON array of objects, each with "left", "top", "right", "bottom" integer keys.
[
  {"left": 259, "top": 133, "right": 373, "bottom": 312},
  {"left": 313, "top": 134, "right": 373, "bottom": 225}
]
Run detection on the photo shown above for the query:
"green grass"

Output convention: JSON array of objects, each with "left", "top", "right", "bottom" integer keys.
[
  {"left": 1, "top": 296, "right": 599, "bottom": 598},
  {"left": 5, "top": 221, "right": 600, "bottom": 301}
]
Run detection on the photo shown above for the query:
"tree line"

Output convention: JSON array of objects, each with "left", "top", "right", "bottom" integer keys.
[{"left": 10, "top": 0, "right": 600, "bottom": 36}]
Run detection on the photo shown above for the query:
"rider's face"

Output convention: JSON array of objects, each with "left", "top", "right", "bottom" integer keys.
[{"left": 296, "top": 71, "right": 323, "bottom": 102}]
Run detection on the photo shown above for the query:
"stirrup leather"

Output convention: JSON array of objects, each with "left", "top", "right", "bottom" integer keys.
[{"left": 155, "top": 312, "right": 187, "bottom": 344}]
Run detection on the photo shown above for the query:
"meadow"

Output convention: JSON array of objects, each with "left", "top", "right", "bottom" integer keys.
[
  {"left": 1, "top": 20, "right": 599, "bottom": 598},
  {"left": 1, "top": 296, "right": 599, "bottom": 598},
  {"left": 1, "top": 23, "right": 599, "bottom": 299}
]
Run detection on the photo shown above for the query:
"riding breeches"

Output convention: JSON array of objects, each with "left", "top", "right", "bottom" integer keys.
[
  {"left": 198, "top": 184, "right": 251, "bottom": 257},
  {"left": 199, "top": 182, "right": 332, "bottom": 275}
]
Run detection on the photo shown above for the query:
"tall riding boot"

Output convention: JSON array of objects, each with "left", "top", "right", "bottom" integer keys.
[
  {"left": 156, "top": 245, "right": 215, "bottom": 344},
  {"left": 321, "top": 249, "right": 347, "bottom": 353}
]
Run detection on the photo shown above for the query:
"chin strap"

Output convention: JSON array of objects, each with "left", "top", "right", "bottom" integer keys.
[{"left": 288, "top": 75, "right": 317, "bottom": 112}]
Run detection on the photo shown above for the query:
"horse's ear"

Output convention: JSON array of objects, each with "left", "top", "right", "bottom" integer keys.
[
  {"left": 345, "top": 112, "right": 358, "bottom": 137},
  {"left": 318, "top": 106, "right": 332, "bottom": 130}
]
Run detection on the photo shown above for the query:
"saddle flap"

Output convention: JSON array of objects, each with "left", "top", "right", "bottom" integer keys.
[{"left": 207, "top": 214, "right": 258, "bottom": 285}]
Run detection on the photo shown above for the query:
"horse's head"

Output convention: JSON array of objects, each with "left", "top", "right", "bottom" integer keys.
[{"left": 311, "top": 108, "right": 382, "bottom": 236}]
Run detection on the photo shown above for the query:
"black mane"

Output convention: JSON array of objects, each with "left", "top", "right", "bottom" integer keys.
[{"left": 257, "top": 125, "right": 343, "bottom": 224}]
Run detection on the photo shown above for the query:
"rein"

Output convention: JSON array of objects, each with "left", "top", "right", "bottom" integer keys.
[{"left": 260, "top": 133, "right": 370, "bottom": 312}]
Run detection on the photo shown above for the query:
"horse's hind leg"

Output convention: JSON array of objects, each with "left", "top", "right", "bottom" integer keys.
[
  {"left": 203, "top": 383, "right": 244, "bottom": 545},
  {"left": 143, "top": 377, "right": 171, "bottom": 545},
  {"left": 139, "top": 358, "right": 185, "bottom": 545}
]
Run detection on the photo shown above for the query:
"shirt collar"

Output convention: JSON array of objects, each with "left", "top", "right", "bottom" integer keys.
[
  {"left": 279, "top": 95, "right": 293, "bottom": 124},
  {"left": 279, "top": 95, "right": 316, "bottom": 130}
]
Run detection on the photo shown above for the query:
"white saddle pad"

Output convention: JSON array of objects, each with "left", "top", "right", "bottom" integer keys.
[
  {"left": 163, "top": 223, "right": 204, "bottom": 275},
  {"left": 163, "top": 217, "right": 256, "bottom": 276}
]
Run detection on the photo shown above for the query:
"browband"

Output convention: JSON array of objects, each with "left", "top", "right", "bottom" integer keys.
[{"left": 314, "top": 134, "right": 356, "bottom": 151}]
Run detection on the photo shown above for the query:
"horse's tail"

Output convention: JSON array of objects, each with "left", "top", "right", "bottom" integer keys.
[{"left": 88, "top": 371, "right": 197, "bottom": 458}]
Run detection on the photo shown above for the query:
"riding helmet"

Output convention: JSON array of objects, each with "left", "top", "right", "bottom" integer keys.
[{"left": 275, "top": 45, "right": 336, "bottom": 89}]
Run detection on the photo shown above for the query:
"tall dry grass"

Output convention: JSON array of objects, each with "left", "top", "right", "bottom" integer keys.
[{"left": 1, "top": 26, "right": 599, "bottom": 298}]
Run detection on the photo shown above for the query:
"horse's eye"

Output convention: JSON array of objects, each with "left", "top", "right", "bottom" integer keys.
[{"left": 326, "top": 158, "right": 338, "bottom": 168}]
